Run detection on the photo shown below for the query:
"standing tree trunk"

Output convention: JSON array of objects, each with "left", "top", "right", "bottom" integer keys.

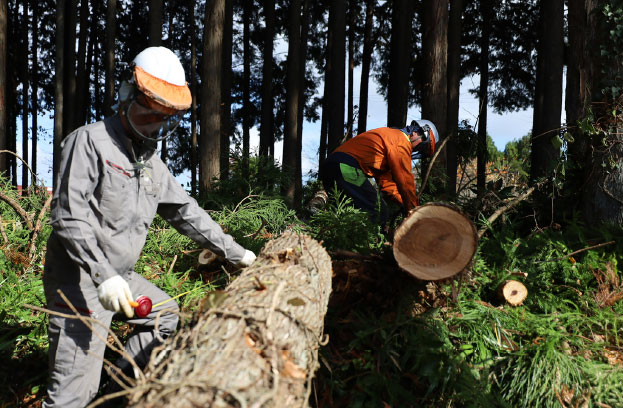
[
  {"left": 421, "top": 0, "right": 448, "bottom": 193},
  {"left": 199, "top": 0, "right": 224, "bottom": 193},
  {"left": 296, "top": 0, "right": 310, "bottom": 197},
  {"left": 346, "top": 0, "right": 355, "bottom": 139},
  {"left": 318, "top": 27, "right": 332, "bottom": 167},
  {"left": 242, "top": 0, "right": 252, "bottom": 179},
  {"left": 220, "top": 0, "right": 233, "bottom": 180},
  {"left": 445, "top": 0, "right": 464, "bottom": 199},
  {"left": 84, "top": 0, "right": 97, "bottom": 123},
  {"left": 357, "top": 0, "right": 374, "bottom": 135},
  {"left": 31, "top": 0, "right": 38, "bottom": 185},
  {"left": 565, "top": 0, "right": 591, "bottom": 167},
  {"left": 21, "top": 0, "right": 29, "bottom": 192},
  {"left": 75, "top": 0, "right": 89, "bottom": 128},
  {"left": 148, "top": 0, "right": 163, "bottom": 46},
  {"left": 476, "top": 0, "right": 491, "bottom": 198},
  {"left": 326, "top": 0, "right": 346, "bottom": 153},
  {"left": 128, "top": 232, "right": 333, "bottom": 408},
  {"left": 0, "top": 0, "right": 6, "bottom": 177},
  {"left": 530, "top": 0, "right": 564, "bottom": 182},
  {"left": 103, "top": 0, "right": 116, "bottom": 118},
  {"left": 259, "top": 0, "right": 275, "bottom": 159},
  {"left": 63, "top": 0, "right": 77, "bottom": 135},
  {"left": 282, "top": 0, "right": 302, "bottom": 208},
  {"left": 53, "top": 0, "right": 66, "bottom": 189},
  {"left": 190, "top": 0, "right": 198, "bottom": 196},
  {"left": 387, "top": 0, "right": 412, "bottom": 128}
]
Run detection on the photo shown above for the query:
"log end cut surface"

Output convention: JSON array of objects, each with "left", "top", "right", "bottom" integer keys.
[
  {"left": 393, "top": 203, "right": 477, "bottom": 280},
  {"left": 498, "top": 280, "right": 528, "bottom": 306}
]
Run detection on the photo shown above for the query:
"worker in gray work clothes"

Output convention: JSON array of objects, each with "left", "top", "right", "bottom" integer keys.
[{"left": 42, "top": 46, "right": 257, "bottom": 408}]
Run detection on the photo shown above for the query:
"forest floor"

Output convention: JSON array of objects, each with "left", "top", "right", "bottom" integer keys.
[{"left": 3, "top": 181, "right": 623, "bottom": 407}]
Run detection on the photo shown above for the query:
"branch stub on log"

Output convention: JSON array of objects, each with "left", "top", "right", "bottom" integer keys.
[{"left": 393, "top": 203, "right": 478, "bottom": 280}]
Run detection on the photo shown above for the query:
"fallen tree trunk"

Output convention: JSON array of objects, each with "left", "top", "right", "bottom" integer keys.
[
  {"left": 393, "top": 203, "right": 478, "bottom": 281},
  {"left": 128, "top": 231, "right": 332, "bottom": 408}
]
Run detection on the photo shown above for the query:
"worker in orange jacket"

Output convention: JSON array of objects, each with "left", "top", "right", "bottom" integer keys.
[{"left": 320, "top": 120, "right": 438, "bottom": 225}]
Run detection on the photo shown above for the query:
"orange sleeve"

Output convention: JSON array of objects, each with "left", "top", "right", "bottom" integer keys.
[
  {"left": 377, "top": 172, "right": 403, "bottom": 206},
  {"left": 386, "top": 139, "right": 418, "bottom": 212}
]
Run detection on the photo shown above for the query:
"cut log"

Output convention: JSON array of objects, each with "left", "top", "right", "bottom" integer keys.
[
  {"left": 128, "top": 231, "right": 333, "bottom": 408},
  {"left": 497, "top": 280, "right": 528, "bottom": 306},
  {"left": 198, "top": 248, "right": 218, "bottom": 265},
  {"left": 393, "top": 203, "right": 478, "bottom": 280}
]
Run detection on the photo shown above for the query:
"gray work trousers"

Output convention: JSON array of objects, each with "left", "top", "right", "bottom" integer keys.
[{"left": 42, "top": 270, "right": 179, "bottom": 408}]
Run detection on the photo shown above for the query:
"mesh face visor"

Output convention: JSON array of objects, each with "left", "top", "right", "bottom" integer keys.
[
  {"left": 126, "top": 98, "right": 184, "bottom": 143},
  {"left": 411, "top": 123, "right": 435, "bottom": 160}
]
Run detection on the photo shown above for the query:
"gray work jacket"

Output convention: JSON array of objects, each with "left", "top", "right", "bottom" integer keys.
[{"left": 46, "top": 115, "right": 245, "bottom": 285}]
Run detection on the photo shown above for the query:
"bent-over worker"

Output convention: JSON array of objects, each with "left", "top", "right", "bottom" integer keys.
[
  {"left": 320, "top": 120, "right": 438, "bottom": 225},
  {"left": 42, "top": 46, "right": 256, "bottom": 408}
]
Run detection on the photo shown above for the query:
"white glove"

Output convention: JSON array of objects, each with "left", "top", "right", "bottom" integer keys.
[
  {"left": 97, "top": 275, "right": 134, "bottom": 318},
  {"left": 238, "top": 250, "right": 256, "bottom": 267}
]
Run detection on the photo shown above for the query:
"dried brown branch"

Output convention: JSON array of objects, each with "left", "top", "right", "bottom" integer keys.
[
  {"left": 418, "top": 137, "right": 449, "bottom": 201},
  {"left": 478, "top": 187, "right": 535, "bottom": 239},
  {"left": 28, "top": 193, "right": 52, "bottom": 260},
  {"left": 0, "top": 190, "right": 33, "bottom": 230}
]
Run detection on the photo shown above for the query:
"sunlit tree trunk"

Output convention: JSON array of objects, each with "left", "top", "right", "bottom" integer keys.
[
  {"left": 357, "top": 0, "right": 374, "bottom": 135},
  {"left": 387, "top": 0, "right": 412, "bottom": 128},
  {"left": 220, "top": 0, "right": 233, "bottom": 179},
  {"left": 200, "top": 0, "right": 224, "bottom": 192},
  {"left": 421, "top": 0, "right": 448, "bottom": 193},
  {"left": 282, "top": 0, "right": 302, "bottom": 207},
  {"left": 103, "top": 0, "right": 116, "bottom": 118}
]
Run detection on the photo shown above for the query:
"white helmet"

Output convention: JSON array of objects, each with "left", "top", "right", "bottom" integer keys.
[
  {"left": 132, "top": 47, "right": 191, "bottom": 110},
  {"left": 120, "top": 47, "right": 191, "bottom": 143},
  {"left": 410, "top": 119, "right": 438, "bottom": 159}
]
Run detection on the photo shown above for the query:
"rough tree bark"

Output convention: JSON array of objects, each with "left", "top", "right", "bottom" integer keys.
[
  {"left": 129, "top": 232, "right": 333, "bottom": 407},
  {"left": 200, "top": 0, "right": 224, "bottom": 192}
]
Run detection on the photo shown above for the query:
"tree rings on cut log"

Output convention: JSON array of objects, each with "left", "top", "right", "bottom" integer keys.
[
  {"left": 393, "top": 203, "right": 478, "bottom": 280},
  {"left": 498, "top": 280, "right": 528, "bottom": 306}
]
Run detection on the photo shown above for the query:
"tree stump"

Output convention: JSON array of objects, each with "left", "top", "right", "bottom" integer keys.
[
  {"left": 393, "top": 203, "right": 478, "bottom": 280},
  {"left": 497, "top": 280, "right": 528, "bottom": 306},
  {"left": 128, "top": 232, "right": 333, "bottom": 407}
]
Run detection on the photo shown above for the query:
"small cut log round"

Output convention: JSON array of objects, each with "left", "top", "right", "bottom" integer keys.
[
  {"left": 393, "top": 203, "right": 478, "bottom": 280},
  {"left": 128, "top": 231, "right": 333, "bottom": 408},
  {"left": 497, "top": 280, "right": 528, "bottom": 306}
]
